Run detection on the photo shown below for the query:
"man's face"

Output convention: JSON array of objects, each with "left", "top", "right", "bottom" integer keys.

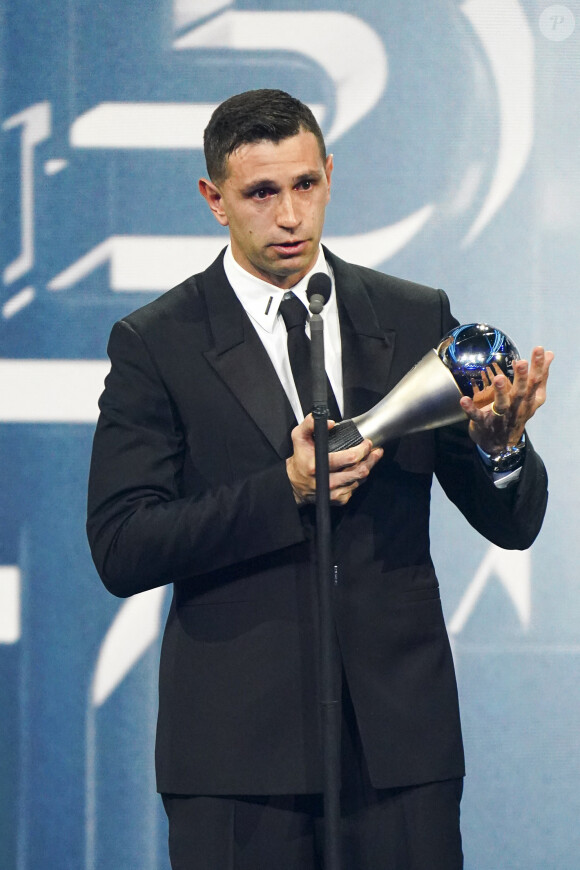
[{"left": 199, "top": 130, "right": 333, "bottom": 289}]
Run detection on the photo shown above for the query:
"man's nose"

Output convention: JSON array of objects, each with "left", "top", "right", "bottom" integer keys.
[{"left": 276, "top": 192, "right": 299, "bottom": 227}]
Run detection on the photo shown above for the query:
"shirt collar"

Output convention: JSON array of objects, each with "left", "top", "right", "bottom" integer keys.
[{"left": 223, "top": 245, "right": 333, "bottom": 333}]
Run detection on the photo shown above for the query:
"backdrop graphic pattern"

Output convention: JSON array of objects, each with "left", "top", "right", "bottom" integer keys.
[{"left": 1, "top": 1, "right": 578, "bottom": 867}]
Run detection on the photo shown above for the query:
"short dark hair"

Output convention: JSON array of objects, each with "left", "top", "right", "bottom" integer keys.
[{"left": 203, "top": 89, "right": 327, "bottom": 183}]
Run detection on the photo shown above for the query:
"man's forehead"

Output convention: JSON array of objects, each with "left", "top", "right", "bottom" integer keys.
[{"left": 224, "top": 131, "right": 326, "bottom": 179}]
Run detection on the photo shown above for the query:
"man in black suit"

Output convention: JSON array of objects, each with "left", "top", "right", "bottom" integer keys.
[{"left": 87, "top": 89, "right": 552, "bottom": 869}]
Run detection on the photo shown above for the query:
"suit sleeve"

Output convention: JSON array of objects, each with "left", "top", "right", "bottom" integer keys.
[
  {"left": 433, "top": 289, "right": 548, "bottom": 549},
  {"left": 87, "top": 320, "right": 306, "bottom": 598},
  {"left": 435, "top": 422, "right": 548, "bottom": 549}
]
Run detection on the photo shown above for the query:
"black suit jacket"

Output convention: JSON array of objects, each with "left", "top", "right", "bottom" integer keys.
[{"left": 87, "top": 249, "right": 548, "bottom": 795}]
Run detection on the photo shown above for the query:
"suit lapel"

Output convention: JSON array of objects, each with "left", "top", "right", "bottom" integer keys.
[
  {"left": 199, "top": 253, "right": 296, "bottom": 458},
  {"left": 325, "top": 249, "right": 396, "bottom": 418},
  {"left": 197, "top": 249, "right": 396, "bottom": 457}
]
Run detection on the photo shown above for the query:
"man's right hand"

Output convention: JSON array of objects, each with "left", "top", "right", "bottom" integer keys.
[{"left": 286, "top": 414, "right": 384, "bottom": 506}]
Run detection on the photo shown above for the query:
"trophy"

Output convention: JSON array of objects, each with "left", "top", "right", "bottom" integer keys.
[{"left": 327, "top": 323, "right": 520, "bottom": 452}]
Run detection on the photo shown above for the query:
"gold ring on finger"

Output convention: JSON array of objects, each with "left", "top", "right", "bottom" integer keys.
[{"left": 491, "top": 401, "right": 506, "bottom": 417}]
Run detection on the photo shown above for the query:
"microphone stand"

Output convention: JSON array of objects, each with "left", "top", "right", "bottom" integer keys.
[{"left": 308, "top": 292, "right": 342, "bottom": 870}]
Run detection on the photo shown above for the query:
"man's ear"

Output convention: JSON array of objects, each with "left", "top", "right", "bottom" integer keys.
[
  {"left": 325, "top": 154, "right": 334, "bottom": 204},
  {"left": 198, "top": 177, "right": 229, "bottom": 227}
]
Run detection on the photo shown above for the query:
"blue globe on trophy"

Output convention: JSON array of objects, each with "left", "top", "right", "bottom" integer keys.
[{"left": 437, "top": 323, "right": 520, "bottom": 400}]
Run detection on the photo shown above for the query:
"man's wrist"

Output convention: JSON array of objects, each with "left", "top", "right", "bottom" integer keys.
[{"left": 477, "top": 433, "right": 526, "bottom": 474}]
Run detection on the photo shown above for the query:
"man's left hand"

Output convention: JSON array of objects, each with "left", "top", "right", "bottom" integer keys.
[{"left": 459, "top": 346, "right": 554, "bottom": 455}]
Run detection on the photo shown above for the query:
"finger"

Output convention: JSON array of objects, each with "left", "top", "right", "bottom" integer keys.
[
  {"left": 532, "top": 347, "right": 554, "bottom": 377},
  {"left": 330, "top": 464, "right": 370, "bottom": 490},
  {"left": 528, "top": 346, "right": 552, "bottom": 385},
  {"left": 330, "top": 487, "right": 356, "bottom": 506},
  {"left": 459, "top": 395, "right": 482, "bottom": 421},
  {"left": 330, "top": 446, "right": 383, "bottom": 492},
  {"left": 328, "top": 438, "right": 373, "bottom": 471},
  {"left": 291, "top": 413, "right": 314, "bottom": 444},
  {"left": 329, "top": 473, "right": 359, "bottom": 499},
  {"left": 512, "top": 349, "right": 546, "bottom": 409},
  {"left": 330, "top": 470, "right": 377, "bottom": 503},
  {"left": 509, "top": 351, "right": 549, "bottom": 420},
  {"left": 524, "top": 346, "right": 554, "bottom": 383},
  {"left": 484, "top": 365, "right": 498, "bottom": 386},
  {"left": 490, "top": 372, "right": 513, "bottom": 415},
  {"left": 511, "top": 358, "right": 529, "bottom": 395},
  {"left": 539, "top": 349, "right": 555, "bottom": 397},
  {"left": 471, "top": 372, "right": 495, "bottom": 409},
  {"left": 527, "top": 347, "right": 554, "bottom": 410},
  {"left": 528, "top": 349, "right": 546, "bottom": 396},
  {"left": 366, "top": 447, "right": 384, "bottom": 470}
]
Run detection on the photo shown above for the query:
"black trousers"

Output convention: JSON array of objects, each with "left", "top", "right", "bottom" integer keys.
[{"left": 162, "top": 683, "right": 463, "bottom": 870}]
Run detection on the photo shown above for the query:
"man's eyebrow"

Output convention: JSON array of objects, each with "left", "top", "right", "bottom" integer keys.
[
  {"left": 293, "top": 169, "right": 323, "bottom": 183},
  {"left": 241, "top": 168, "right": 324, "bottom": 195},
  {"left": 241, "top": 178, "right": 278, "bottom": 195}
]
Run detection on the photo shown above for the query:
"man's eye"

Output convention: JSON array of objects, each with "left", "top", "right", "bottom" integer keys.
[
  {"left": 297, "top": 180, "right": 312, "bottom": 190},
  {"left": 253, "top": 188, "right": 272, "bottom": 199}
]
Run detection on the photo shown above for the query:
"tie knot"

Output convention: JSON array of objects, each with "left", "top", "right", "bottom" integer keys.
[{"left": 279, "top": 293, "right": 308, "bottom": 332}]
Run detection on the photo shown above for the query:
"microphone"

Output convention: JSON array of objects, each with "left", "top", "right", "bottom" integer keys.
[{"left": 306, "top": 273, "right": 332, "bottom": 314}]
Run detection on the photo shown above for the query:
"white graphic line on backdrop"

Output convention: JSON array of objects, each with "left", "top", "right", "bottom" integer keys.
[
  {"left": 91, "top": 588, "right": 167, "bottom": 708},
  {"left": 173, "top": 10, "right": 387, "bottom": 145},
  {"left": 71, "top": 102, "right": 326, "bottom": 149},
  {"left": 71, "top": 6, "right": 388, "bottom": 150},
  {"left": 2, "top": 103, "right": 51, "bottom": 286},
  {"left": 0, "top": 361, "right": 110, "bottom": 423},
  {"left": 0, "top": 566, "right": 21, "bottom": 644},
  {"left": 460, "top": 0, "right": 534, "bottom": 244},
  {"left": 47, "top": 207, "right": 434, "bottom": 294},
  {"left": 448, "top": 544, "right": 531, "bottom": 636},
  {"left": 174, "top": 0, "right": 233, "bottom": 32},
  {"left": 2, "top": 287, "right": 36, "bottom": 319},
  {"left": 86, "top": 586, "right": 167, "bottom": 870}
]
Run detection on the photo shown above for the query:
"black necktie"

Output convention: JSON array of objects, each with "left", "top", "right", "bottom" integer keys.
[{"left": 279, "top": 292, "right": 341, "bottom": 421}]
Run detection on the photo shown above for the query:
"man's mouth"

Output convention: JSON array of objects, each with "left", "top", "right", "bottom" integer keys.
[{"left": 271, "top": 240, "right": 308, "bottom": 255}]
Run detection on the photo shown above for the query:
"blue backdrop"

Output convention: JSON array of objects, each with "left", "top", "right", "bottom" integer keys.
[{"left": 1, "top": 1, "right": 578, "bottom": 867}]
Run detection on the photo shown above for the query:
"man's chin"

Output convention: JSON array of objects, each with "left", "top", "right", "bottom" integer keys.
[
  {"left": 267, "top": 262, "right": 310, "bottom": 288},
  {"left": 268, "top": 248, "right": 318, "bottom": 281}
]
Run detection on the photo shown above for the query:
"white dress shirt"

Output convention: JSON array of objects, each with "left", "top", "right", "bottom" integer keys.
[{"left": 223, "top": 245, "right": 343, "bottom": 422}]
